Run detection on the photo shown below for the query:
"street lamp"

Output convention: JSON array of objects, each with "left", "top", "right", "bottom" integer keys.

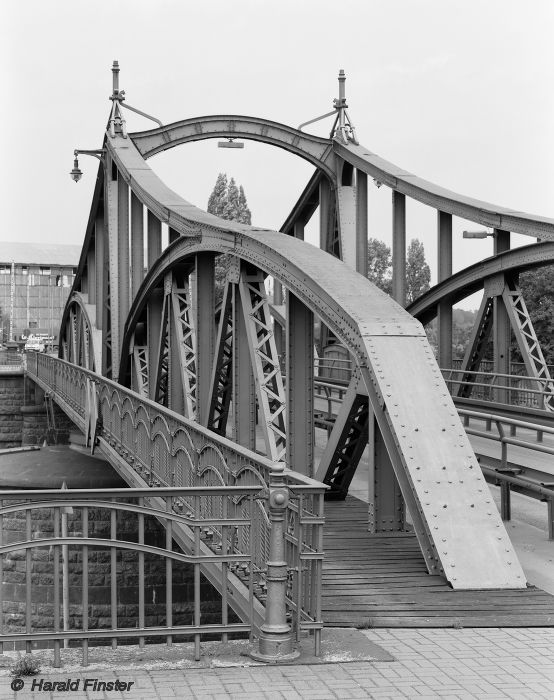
[
  {"left": 69, "top": 149, "right": 105, "bottom": 183},
  {"left": 462, "top": 230, "right": 494, "bottom": 239}
]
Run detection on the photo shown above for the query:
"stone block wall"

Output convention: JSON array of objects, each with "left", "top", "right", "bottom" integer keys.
[
  {"left": 0, "top": 374, "right": 75, "bottom": 448},
  {"left": 2, "top": 503, "right": 230, "bottom": 649}
]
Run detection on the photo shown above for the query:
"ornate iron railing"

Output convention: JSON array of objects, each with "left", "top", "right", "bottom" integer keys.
[
  {"left": 0, "top": 487, "right": 256, "bottom": 666},
  {"left": 25, "top": 353, "right": 326, "bottom": 656}
]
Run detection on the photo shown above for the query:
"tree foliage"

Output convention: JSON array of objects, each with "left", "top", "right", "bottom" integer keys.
[
  {"left": 366, "top": 238, "right": 392, "bottom": 294},
  {"left": 366, "top": 236, "right": 430, "bottom": 303},
  {"left": 207, "top": 173, "right": 252, "bottom": 303},
  {"left": 406, "top": 239, "right": 431, "bottom": 304},
  {"left": 513, "top": 265, "right": 554, "bottom": 364}
]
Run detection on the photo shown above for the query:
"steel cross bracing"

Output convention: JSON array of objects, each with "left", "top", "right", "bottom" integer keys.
[
  {"left": 239, "top": 267, "right": 287, "bottom": 462},
  {"left": 60, "top": 124, "right": 530, "bottom": 591},
  {"left": 502, "top": 280, "right": 554, "bottom": 411},
  {"left": 56, "top": 66, "right": 554, "bottom": 598}
]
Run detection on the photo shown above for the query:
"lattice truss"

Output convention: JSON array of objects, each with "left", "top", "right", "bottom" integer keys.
[
  {"left": 458, "top": 276, "right": 554, "bottom": 411},
  {"left": 132, "top": 270, "right": 197, "bottom": 418},
  {"left": 61, "top": 303, "right": 94, "bottom": 371},
  {"left": 238, "top": 267, "right": 286, "bottom": 462},
  {"left": 207, "top": 282, "right": 234, "bottom": 434}
]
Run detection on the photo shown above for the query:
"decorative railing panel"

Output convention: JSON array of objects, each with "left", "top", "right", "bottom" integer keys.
[
  {"left": 25, "top": 353, "right": 325, "bottom": 652},
  {"left": 0, "top": 487, "right": 256, "bottom": 666}
]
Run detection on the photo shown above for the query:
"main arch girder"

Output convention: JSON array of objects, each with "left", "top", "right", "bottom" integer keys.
[
  {"left": 130, "top": 115, "right": 336, "bottom": 182},
  {"left": 408, "top": 242, "right": 554, "bottom": 324},
  {"left": 103, "top": 128, "right": 527, "bottom": 590}
]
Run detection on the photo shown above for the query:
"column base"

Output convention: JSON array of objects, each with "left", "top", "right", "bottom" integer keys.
[{"left": 249, "top": 631, "right": 300, "bottom": 663}]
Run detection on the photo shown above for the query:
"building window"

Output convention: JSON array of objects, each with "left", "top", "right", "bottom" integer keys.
[
  {"left": 0, "top": 265, "right": 10, "bottom": 275},
  {"left": 29, "top": 321, "right": 37, "bottom": 328},
  {"left": 40, "top": 267, "right": 51, "bottom": 276},
  {"left": 21, "top": 266, "right": 28, "bottom": 275}
]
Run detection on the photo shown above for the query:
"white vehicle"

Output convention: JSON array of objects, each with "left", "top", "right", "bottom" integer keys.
[{"left": 24, "top": 338, "right": 46, "bottom": 352}]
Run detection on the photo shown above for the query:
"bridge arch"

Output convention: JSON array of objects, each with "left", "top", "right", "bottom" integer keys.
[{"left": 130, "top": 115, "right": 336, "bottom": 182}]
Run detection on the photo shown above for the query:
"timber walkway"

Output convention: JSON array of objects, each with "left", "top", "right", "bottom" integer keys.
[{"left": 322, "top": 497, "right": 554, "bottom": 628}]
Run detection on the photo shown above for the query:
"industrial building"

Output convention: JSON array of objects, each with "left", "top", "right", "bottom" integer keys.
[{"left": 0, "top": 242, "right": 81, "bottom": 345}]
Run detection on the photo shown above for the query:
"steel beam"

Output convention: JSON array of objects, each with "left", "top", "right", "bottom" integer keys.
[
  {"left": 437, "top": 211, "right": 453, "bottom": 367},
  {"left": 493, "top": 231, "right": 511, "bottom": 403},
  {"left": 232, "top": 282, "right": 256, "bottom": 450},
  {"left": 373, "top": 416, "right": 404, "bottom": 531},
  {"left": 131, "top": 192, "right": 144, "bottom": 300},
  {"left": 392, "top": 191, "right": 406, "bottom": 306},
  {"left": 94, "top": 211, "right": 104, "bottom": 330},
  {"left": 105, "top": 157, "right": 119, "bottom": 379},
  {"left": 356, "top": 170, "right": 368, "bottom": 277},
  {"left": 147, "top": 288, "right": 164, "bottom": 401},
  {"left": 118, "top": 178, "right": 130, "bottom": 356},
  {"left": 319, "top": 178, "right": 332, "bottom": 253},
  {"left": 147, "top": 211, "right": 162, "bottom": 270},
  {"left": 286, "top": 291, "right": 314, "bottom": 477},
  {"left": 195, "top": 253, "right": 216, "bottom": 426}
]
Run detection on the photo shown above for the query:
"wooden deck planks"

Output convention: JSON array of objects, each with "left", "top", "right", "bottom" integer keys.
[{"left": 321, "top": 496, "right": 554, "bottom": 628}]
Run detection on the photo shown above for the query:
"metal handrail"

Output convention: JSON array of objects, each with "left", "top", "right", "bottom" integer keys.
[{"left": 25, "top": 353, "right": 326, "bottom": 658}]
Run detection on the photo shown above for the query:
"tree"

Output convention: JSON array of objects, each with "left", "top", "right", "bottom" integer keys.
[
  {"left": 513, "top": 265, "right": 554, "bottom": 364},
  {"left": 406, "top": 239, "right": 431, "bottom": 304},
  {"left": 366, "top": 238, "right": 392, "bottom": 294},
  {"left": 207, "top": 173, "right": 228, "bottom": 218},
  {"left": 207, "top": 173, "right": 252, "bottom": 303},
  {"left": 366, "top": 236, "right": 431, "bottom": 303}
]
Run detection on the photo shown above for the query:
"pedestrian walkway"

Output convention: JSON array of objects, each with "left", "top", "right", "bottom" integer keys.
[{"left": 1, "top": 628, "right": 552, "bottom": 699}]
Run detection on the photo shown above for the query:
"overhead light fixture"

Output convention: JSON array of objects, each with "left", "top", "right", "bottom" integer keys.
[
  {"left": 462, "top": 230, "right": 494, "bottom": 239},
  {"left": 218, "top": 139, "right": 244, "bottom": 149},
  {"left": 69, "top": 157, "right": 83, "bottom": 183},
  {"left": 69, "top": 149, "right": 105, "bottom": 182}
]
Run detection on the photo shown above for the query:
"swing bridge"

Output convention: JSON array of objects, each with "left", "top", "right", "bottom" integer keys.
[{"left": 4, "top": 63, "right": 554, "bottom": 662}]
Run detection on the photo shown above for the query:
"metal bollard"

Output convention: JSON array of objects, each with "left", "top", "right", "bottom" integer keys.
[{"left": 250, "top": 461, "right": 299, "bottom": 662}]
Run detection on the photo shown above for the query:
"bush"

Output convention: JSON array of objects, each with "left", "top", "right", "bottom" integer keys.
[{"left": 10, "top": 654, "right": 41, "bottom": 677}]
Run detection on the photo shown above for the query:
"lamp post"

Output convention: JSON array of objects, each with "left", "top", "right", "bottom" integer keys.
[{"left": 69, "top": 150, "right": 105, "bottom": 183}]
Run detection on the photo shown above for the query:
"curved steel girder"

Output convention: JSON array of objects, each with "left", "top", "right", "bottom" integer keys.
[
  {"left": 108, "top": 131, "right": 525, "bottom": 590},
  {"left": 335, "top": 140, "right": 554, "bottom": 240},
  {"left": 408, "top": 242, "right": 554, "bottom": 324},
  {"left": 129, "top": 115, "right": 336, "bottom": 182},
  {"left": 59, "top": 292, "right": 101, "bottom": 372}
]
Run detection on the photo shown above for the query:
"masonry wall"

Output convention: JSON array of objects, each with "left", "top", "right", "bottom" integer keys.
[
  {"left": 0, "top": 374, "right": 73, "bottom": 448},
  {"left": 2, "top": 503, "right": 230, "bottom": 649}
]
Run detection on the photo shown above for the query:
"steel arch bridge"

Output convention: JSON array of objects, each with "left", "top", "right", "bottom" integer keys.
[{"left": 25, "top": 64, "right": 554, "bottom": 644}]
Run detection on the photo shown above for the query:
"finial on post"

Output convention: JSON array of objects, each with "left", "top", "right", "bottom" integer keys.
[
  {"left": 108, "top": 60, "right": 127, "bottom": 138},
  {"left": 112, "top": 60, "right": 120, "bottom": 96}
]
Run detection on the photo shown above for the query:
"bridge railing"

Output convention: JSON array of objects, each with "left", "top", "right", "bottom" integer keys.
[
  {"left": 0, "top": 486, "right": 256, "bottom": 665},
  {"left": 442, "top": 368, "right": 554, "bottom": 410},
  {"left": 25, "top": 353, "right": 326, "bottom": 655}
]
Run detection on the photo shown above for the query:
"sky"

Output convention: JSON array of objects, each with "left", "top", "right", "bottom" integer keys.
[{"left": 1, "top": 0, "right": 552, "bottom": 309}]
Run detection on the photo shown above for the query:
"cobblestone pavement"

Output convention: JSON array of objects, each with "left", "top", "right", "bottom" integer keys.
[{"left": 0, "top": 628, "right": 552, "bottom": 699}]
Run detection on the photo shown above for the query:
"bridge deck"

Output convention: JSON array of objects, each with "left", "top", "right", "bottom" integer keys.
[{"left": 322, "top": 497, "right": 554, "bottom": 628}]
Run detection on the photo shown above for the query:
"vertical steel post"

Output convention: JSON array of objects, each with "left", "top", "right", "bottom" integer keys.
[
  {"left": 286, "top": 291, "right": 314, "bottom": 476},
  {"left": 494, "top": 230, "right": 511, "bottom": 403},
  {"left": 373, "top": 416, "right": 405, "bottom": 532},
  {"left": 437, "top": 211, "right": 453, "bottom": 368},
  {"left": 147, "top": 210, "right": 162, "bottom": 270},
  {"left": 273, "top": 278, "right": 284, "bottom": 360},
  {"left": 356, "top": 170, "right": 368, "bottom": 277},
  {"left": 232, "top": 283, "right": 256, "bottom": 449},
  {"left": 392, "top": 191, "right": 406, "bottom": 306},
  {"left": 95, "top": 211, "right": 104, "bottom": 329},
  {"left": 196, "top": 253, "right": 215, "bottom": 426},
  {"left": 319, "top": 178, "right": 332, "bottom": 252},
  {"left": 130, "top": 192, "right": 144, "bottom": 300},
  {"left": 251, "top": 462, "right": 299, "bottom": 662},
  {"left": 293, "top": 221, "right": 305, "bottom": 240},
  {"left": 86, "top": 245, "right": 95, "bottom": 305},
  {"left": 118, "top": 178, "right": 130, "bottom": 349},
  {"left": 147, "top": 289, "right": 164, "bottom": 401}
]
